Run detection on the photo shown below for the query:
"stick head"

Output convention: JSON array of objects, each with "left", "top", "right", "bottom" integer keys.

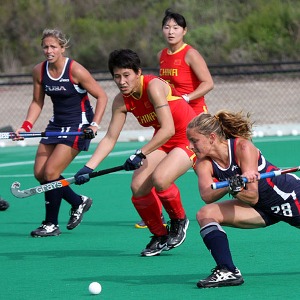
[{"left": 10, "top": 181, "right": 34, "bottom": 198}]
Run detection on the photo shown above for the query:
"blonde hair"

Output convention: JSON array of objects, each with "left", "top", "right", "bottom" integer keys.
[
  {"left": 41, "top": 28, "right": 70, "bottom": 48},
  {"left": 187, "top": 110, "right": 254, "bottom": 140}
]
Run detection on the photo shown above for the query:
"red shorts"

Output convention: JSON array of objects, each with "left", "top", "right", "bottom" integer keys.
[{"left": 157, "top": 136, "right": 197, "bottom": 165}]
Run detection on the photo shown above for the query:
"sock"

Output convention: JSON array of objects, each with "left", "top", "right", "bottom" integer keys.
[
  {"left": 200, "top": 222, "right": 236, "bottom": 272},
  {"left": 132, "top": 190, "right": 168, "bottom": 236},
  {"left": 44, "top": 179, "right": 63, "bottom": 225},
  {"left": 151, "top": 187, "right": 163, "bottom": 215},
  {"left": 156, "top": 183, "right": 185, "bottom": 219},
  {"left": 59, "top": 176, "right": 82, "bottom": 208}
]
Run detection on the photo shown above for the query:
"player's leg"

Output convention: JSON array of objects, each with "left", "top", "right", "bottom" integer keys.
[
  {"left": 152, "top": 147, "right": 193, "bottom": 249},
  {"left": 196, "top": 200, "right": 265, "bottom": 288},
  {"left": 31, "top": 144, "right": 90, "bottom": 237},
  {"left": 134, "top": 187, "right": 167, "bottom": 229},
  {"left": 46, "top": 144, "right": 93, "bottom": 230},
  {"left": 31, "top": 143, "right": 62, "bottom": 236},
  {"left": 130, "top": 150, "right": 170, "bottom": 256}
]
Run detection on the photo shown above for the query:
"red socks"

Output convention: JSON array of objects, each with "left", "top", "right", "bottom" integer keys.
[
  {"left": 156, "top": 183, "right": 185, "bottom": 219},
  {"left": 132, "top": 189, "right": 167, "bottom": 236},
  {"left": 132, "top": 184, "right": 185, "bottom": 236}
]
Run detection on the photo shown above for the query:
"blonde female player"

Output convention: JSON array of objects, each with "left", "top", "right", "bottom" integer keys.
[
  {"left": 187, "top": 111, "right": 300, "bottom": 288},
  {"left": 15, "top": 28, "right": 108, "bottom": 237}
]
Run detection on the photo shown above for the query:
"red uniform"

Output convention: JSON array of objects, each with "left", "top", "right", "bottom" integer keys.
[
  {"left": 123, "top": 74, "right": 196, "bottom": 161},
  {"left": 159, "top": 44, "right": 208, "bottom": 115}
]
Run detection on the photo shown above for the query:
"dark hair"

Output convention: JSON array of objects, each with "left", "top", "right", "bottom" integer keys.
[
  {"left": 108, "top": 49, "right": 141, "bottom": 76},
  {"left": 162, "top": 9, "right": 187, "bottom": 29}
]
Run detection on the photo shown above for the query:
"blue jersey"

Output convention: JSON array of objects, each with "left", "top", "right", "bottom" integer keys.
[
  {"left": 40, "top": 58, "right": 94, "bottom": 151},
  {"left": 212, "top": 138, "right": 300, "bottom": 226},
  {"left": 42, "top": 58, "right": 94, "bottom": 127}
]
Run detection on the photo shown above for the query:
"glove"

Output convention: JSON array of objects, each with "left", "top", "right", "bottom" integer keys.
[
  {"left": 123, "top": 149, "right": 146, "bottom": 171},
  {"left": 228, "top": 175, "right": 245, "bottom": 196},
  {"left": 74, "top": 165, "right": 94, "bottom": 185},
  {"left": 82, "top": 127, "right": 96, "bottom": 139}
]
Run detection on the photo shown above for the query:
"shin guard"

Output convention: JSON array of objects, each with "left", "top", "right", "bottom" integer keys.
[
  {"left": 156, "top": 183, "right": 185, "bottom": 219},
  {"left": 132, "top": 191, "right": 168, "bottom": 236}
]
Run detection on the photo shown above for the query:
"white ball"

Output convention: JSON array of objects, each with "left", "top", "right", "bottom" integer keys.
[
  {"left": 89, "top": 282, "right": 102, "bottom": 295},
  {"left": 291, "top": 129, "right": 298, "bottom": 136},
  {"left": 138, "top": 135, "right": 145, "bottom": 142},
  {"left": 18, "top": 140, "right": 27, "bottom": 147},
  {"left": 257, "top": 131, "right": 264, "bottom": 137},
  {"left": 276, "top": 130, "right": 283, "bottom": 136}
]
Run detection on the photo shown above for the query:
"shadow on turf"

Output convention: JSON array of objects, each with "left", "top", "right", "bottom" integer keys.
[{"left": 65, "top": 270, "right": 300, "bottom": 286}]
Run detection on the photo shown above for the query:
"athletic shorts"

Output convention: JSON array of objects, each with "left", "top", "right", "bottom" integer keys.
[
  {"left": 254, "top": 207, "right": 300, "bottom": 227},
  {"left": 253, "top": 173, "right": 300, "bottom": 227},
  {"left": 40, "top": 123, "right": 91, "bottom": 151},
  {"left": 158, "top": 141, "right": 197, "bottom": 165}
]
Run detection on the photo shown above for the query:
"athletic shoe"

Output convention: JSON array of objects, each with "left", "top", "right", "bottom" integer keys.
[
  {"left": 166, "top": 216, "right": 189, "bottom": 249},
  {"left": 135, "top": 214, "right": 167, "bottom": 229},
  {"left": 140, "top": 235, "right": 168, "bottom": 257},
  {"left": 67, "top": 195, "right": 92, "bottom": 230},
  {"left": 31, "top": 221, "right": 61, "bottom": 237},
  {"left": 197, "top": 266, "right": 244, "bottom": 288},
  {"left": 0, "top": 197, "right": 9, "bottom": 211}
]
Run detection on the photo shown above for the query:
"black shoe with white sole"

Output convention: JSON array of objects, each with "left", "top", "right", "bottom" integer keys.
[
  {"left": 67, "top": 195, "right": 92, "bottom": 230},
  {"left": 197, "top": 266, "right": 244, "bottom": 288},
  {"left": 141, "top": 235, "right": 168, "bottom": 257}
]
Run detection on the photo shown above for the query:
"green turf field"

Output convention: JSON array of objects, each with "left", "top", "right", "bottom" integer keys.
[{"left": 1, "top": 136, "right": 300, "bottom": 299}]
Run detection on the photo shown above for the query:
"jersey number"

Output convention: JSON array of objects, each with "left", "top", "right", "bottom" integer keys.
[{"left": 271, "top": 203, "right": 292, "bottom": 216}]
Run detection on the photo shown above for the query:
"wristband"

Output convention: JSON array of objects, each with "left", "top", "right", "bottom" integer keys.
[
  {"left": 21, "top": 120, "right": 33, "bottom": 132},
  {"left": 135, "top": 149, "right": 146, "bottom": 159},
  {"left": 90, "top": 122, "right": 100, "bottom": 129},
  {"left": 182, "top": 94, "right": 190, "bottom": 103}
]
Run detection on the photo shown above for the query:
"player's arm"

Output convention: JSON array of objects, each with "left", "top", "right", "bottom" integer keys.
[
  {"left": 184, "top": 49, "right": 214, "bottom": 100},
  {"left": 139, "top": 78, "right": 175, "bottom": 156},
  {"left": 84, "top": 94, "right": 127, "bottom": 170},
  {"left": 15, "top": 63, "right": 45, "bottom": 135},
  {"left": 233, "top": 138, "right": 260, "bottom": 205},
  {"left": 71, "top": 61, "right": 108, "bottom": 129},
  {"left": 195, "top": 158, "right": 229, "bottom": 204}
]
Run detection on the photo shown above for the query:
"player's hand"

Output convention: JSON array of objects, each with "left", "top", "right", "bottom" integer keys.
[
  {"left": 228, "top": 174, "right": 245, "bottom": 196},
  {"left": 82, "top": 127, "right": 96, "bottom": 139},
  {"left": 74, "top": 165, "right": 94, "bottom": 185},
  {"left": 123, "top": 149, "right": 146, "bottom": 171}
]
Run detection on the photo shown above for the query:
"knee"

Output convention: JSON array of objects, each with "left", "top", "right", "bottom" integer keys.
[
  {"left": 196, "top": 204, "right": 217, "bottom": 223},
  {"left": 42, "top": 168, "right": 60, "bottom": 182},
  {"left": 152, "top": 175, "right": 170, "bottom": 192}
]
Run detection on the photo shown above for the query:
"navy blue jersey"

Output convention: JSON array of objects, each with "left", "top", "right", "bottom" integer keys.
[
  {"left": 212, "top": 138, "right": 300, "bottom": 226},
  {"left": 42, "top": 58, "right": 94, "bottom": 127},
  {"left": 40, "top": 58, "right": 94, "bottom": 151}
]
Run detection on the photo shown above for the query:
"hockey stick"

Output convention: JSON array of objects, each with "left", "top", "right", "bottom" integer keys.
[
  {"left": 11, "top": 165, "right": 124, "bottom": 198},
  {"left": 0, "top": 131, "right": 84, "bottom": 140},
  {"left": 211, "top": 166, "right": 300, "bottom": 190}
]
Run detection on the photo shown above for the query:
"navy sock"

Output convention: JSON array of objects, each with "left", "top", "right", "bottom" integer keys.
[
  {"left": 200, "top": 222, "right": 236, "bottom": 272},
  {"left": 59, "top": 176, "right": 82, "bottom": 208},
  {"left": 44, "top": 179, "right": 63, "bottom": 225}
]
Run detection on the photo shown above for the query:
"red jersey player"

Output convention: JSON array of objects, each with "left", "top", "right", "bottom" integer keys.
[{"left": 75, "top": 49, "right": 196, "bottom": 257}]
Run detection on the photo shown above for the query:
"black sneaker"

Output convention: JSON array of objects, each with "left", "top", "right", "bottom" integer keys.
[
  {"left": 31, "top": 221, "right": 61, "bottom": 237},
  {"left": 141, "top": 235, "right": 168, "bottom": 257},
  {"left": 0, "top": 198, "right": 9, "bottom": 211},
  {"left": 67, "top": 195, "right": 92, "bottom": 230},
  {"left": 197, "top": 266, "right": 244, "bottom": 288},
  {"left": 167, "top": 216, "right": 189, "bottom": 249}
]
